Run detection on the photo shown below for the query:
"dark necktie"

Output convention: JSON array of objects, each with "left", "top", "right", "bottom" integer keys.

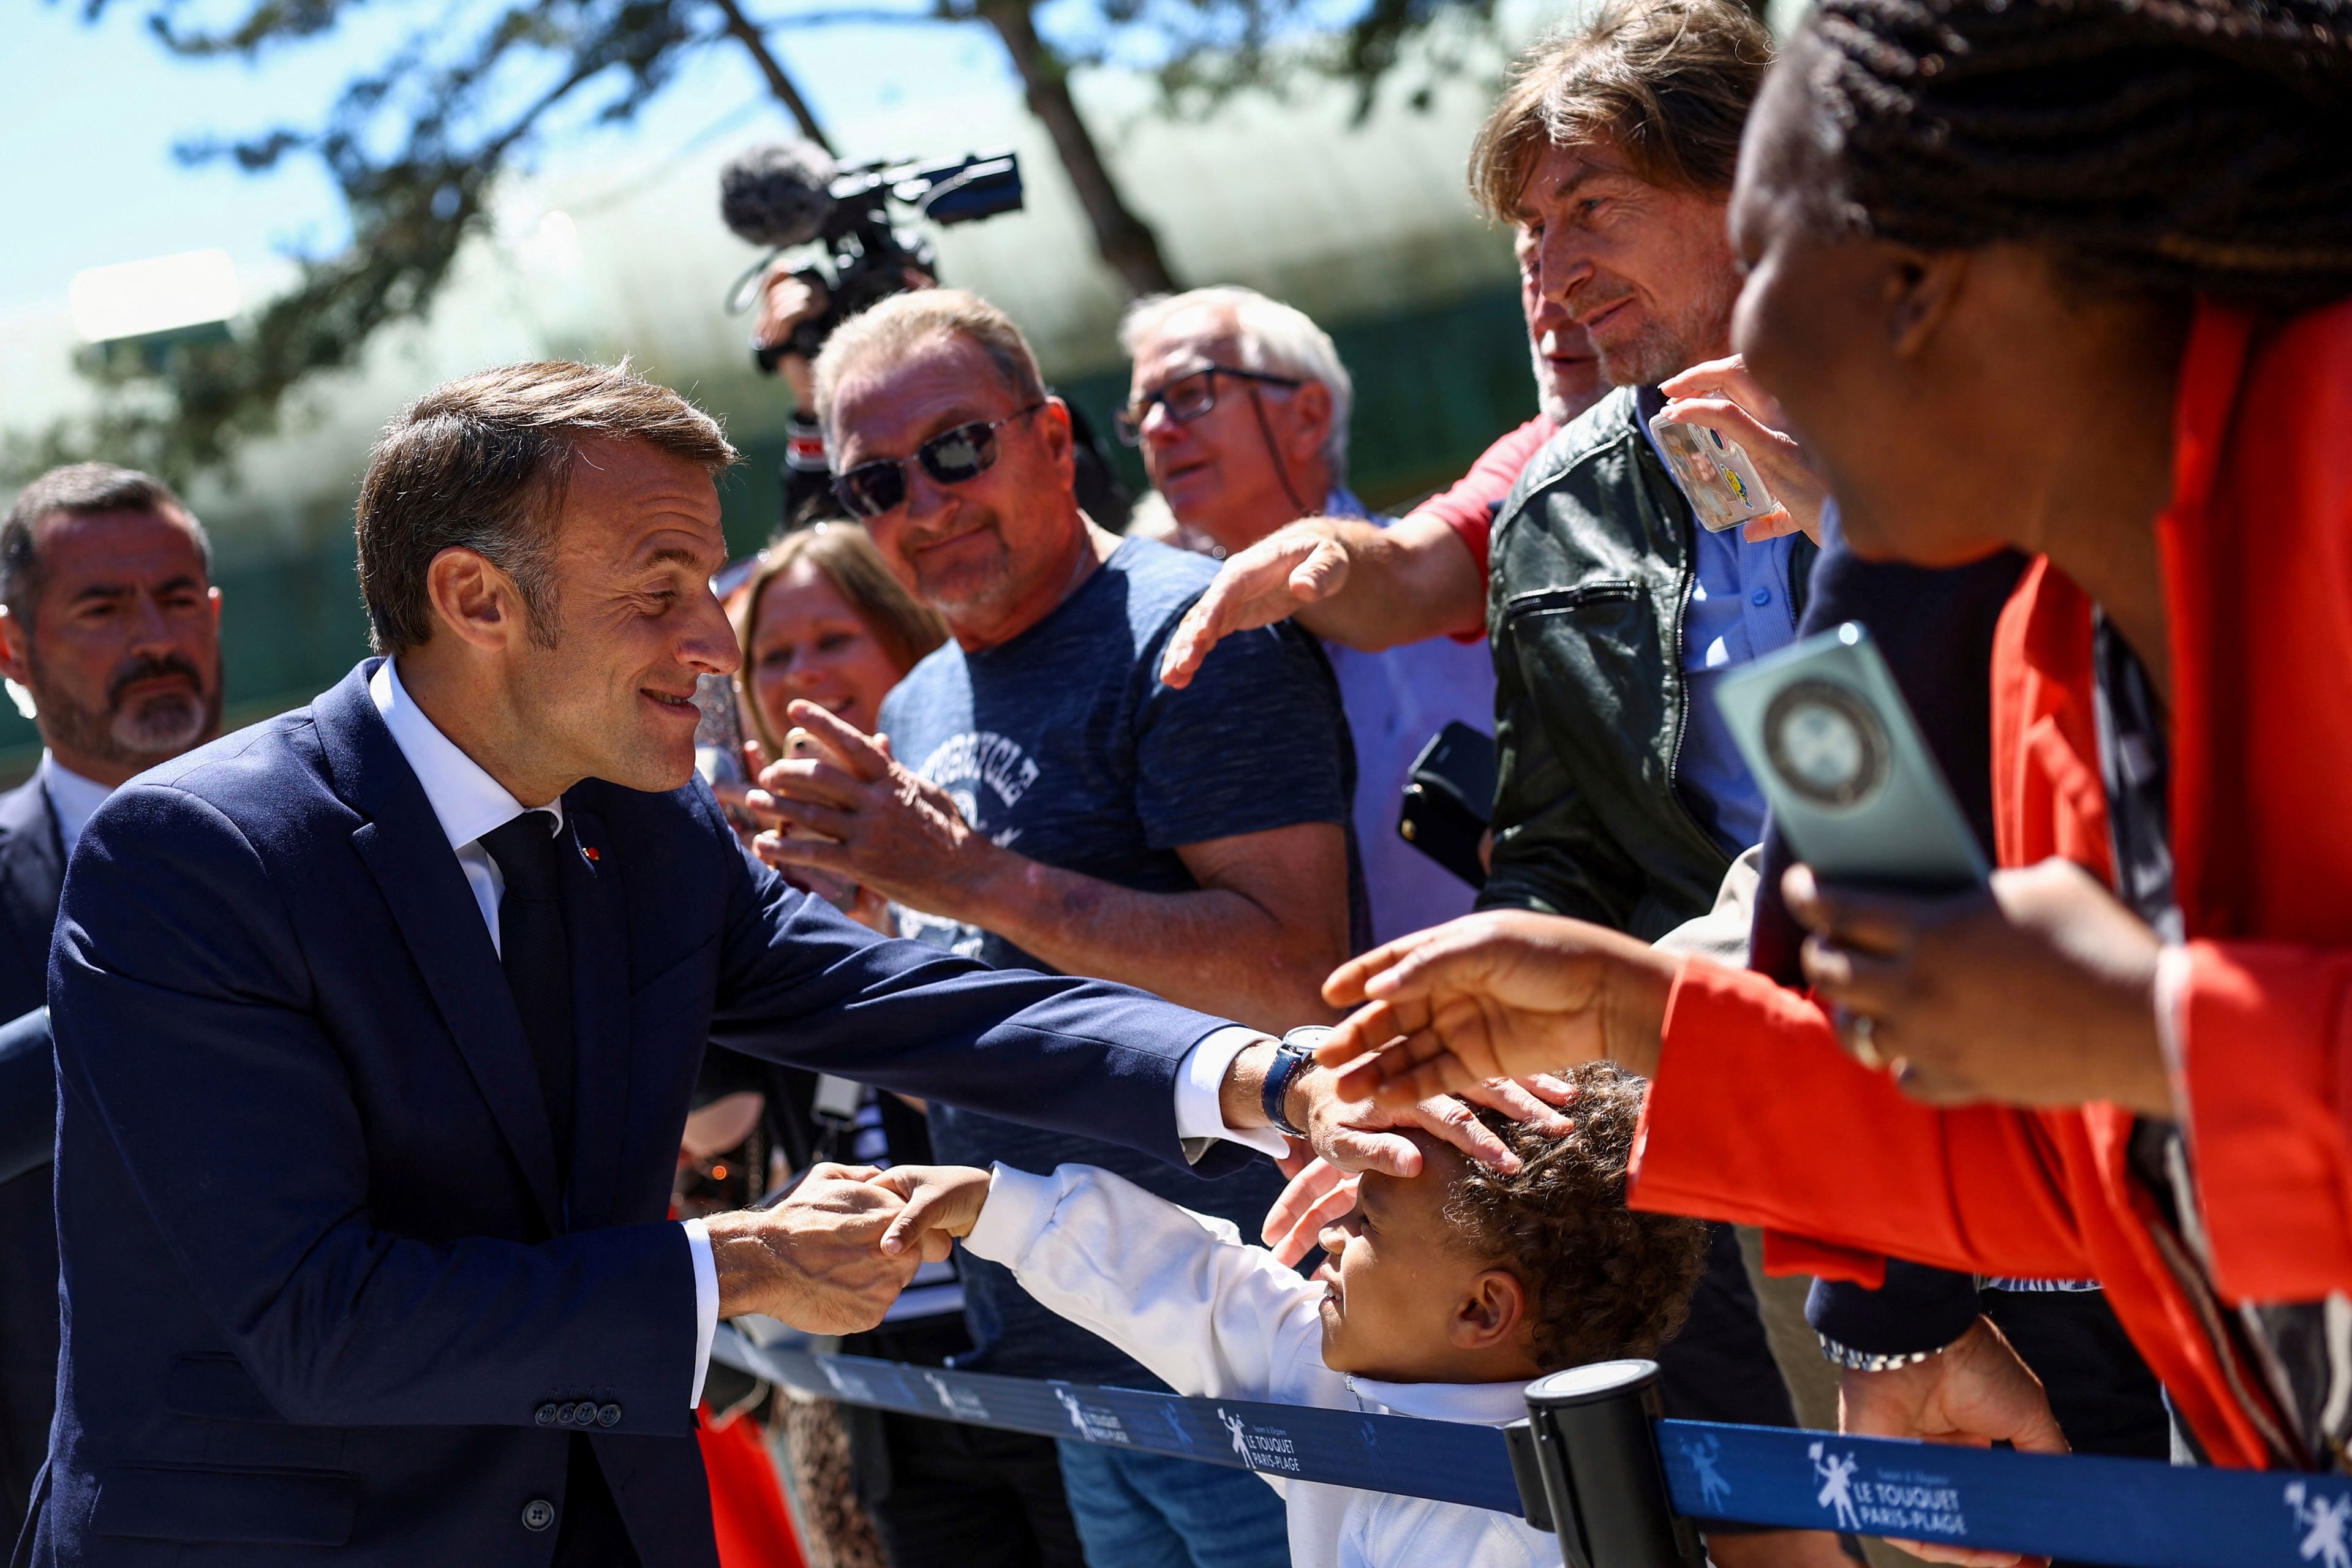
[
  {"left": 483, "top": 815, "right": 639, "bottom": 1568},
  {"left": 481, "top": 811, "right": 575, "bottom": 1186}
]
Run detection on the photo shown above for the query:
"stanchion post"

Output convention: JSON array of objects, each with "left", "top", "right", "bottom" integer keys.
[{"left": 1505, "top": 1359, "right": 1705, "bottom": 1568}]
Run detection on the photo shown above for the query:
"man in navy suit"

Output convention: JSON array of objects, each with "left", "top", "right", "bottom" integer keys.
[
  {"left": 0, "top": 464, "right": 227, "bottom": 1536},
  {"left": 24, "top": 361, "right": 1483, "bottom": 1567}
]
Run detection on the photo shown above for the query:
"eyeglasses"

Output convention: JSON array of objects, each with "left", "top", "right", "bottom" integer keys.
[
  {"left": 831, "top": 402, "right": 1046, "bottom": 519},
  {"left": 1114, "top": 366, "right": 1302, "bottom": 445}
]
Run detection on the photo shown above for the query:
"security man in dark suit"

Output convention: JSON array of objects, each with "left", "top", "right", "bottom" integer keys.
[
  {"left": 23, "top": 361, "right": 1474, "bottom": 1568},
  {"left": 0, "top": 464, "right": 225, "bottom": 1536}
]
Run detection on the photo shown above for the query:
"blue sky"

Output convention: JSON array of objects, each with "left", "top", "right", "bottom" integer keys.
[{"left": 1, "top": 0, "right": 1038, "bottom": 316}]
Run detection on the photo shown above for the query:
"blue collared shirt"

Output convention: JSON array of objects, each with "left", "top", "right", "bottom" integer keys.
[
  {"left": 1635, "top": 386, "right": 1800, "bottom": 853},
  {"left": 1318, "top": 490, "right": 1498, "bottom": 943}
]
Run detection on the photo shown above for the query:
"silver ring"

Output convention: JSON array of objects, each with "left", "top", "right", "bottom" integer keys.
[{"left": 1847, "top": 1011, "right": 1885, "bottom": 1071}]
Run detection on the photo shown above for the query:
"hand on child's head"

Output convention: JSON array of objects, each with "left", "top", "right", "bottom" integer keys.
[
  {"left": 867, "top": 1164, "right": 993, "bottom": 1258},
  {"left": 1310, "top": 1134, "right": 1544, "bottom": 1385}
]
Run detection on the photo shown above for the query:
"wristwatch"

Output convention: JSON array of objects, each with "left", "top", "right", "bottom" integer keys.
[
  {"left": 1814, "top": 1333, "right": 1947, "bottom": 1373},
  {"left": 1261, "top": 1027, "right": 1332, "bottom": 1138}
]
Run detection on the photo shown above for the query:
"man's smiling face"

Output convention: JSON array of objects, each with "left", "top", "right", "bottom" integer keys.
[
  {"left": 1517, "top": 137, "right": 1741, "bottom": 388},
  {"left": 507, "top": 435, "right": 739, "bottom": 794},
  {"left": 827, "top": 331, "right": 1080, "bottom": 647}
]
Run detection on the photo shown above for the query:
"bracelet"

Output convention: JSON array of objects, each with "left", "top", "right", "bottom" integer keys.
[
  {"left": 1814, "top": 1333, "right": 1946, "bottom": 1373},
  {"left": 1261, "top": 1027, "right": 1330, "bottom": 1138}
]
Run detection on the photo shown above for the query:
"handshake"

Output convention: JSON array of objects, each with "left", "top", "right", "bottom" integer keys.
[
  {"left": 703, "top": 1161, "right": 997, "bottom": 1336},
  {"left": 701, "top": 1051, "right": 1583, "bottom": 1338}
]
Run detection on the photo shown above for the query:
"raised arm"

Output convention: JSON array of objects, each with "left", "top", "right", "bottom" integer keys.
[
  {"left": 933, "top": 821, "right": 1350, "bottom": 1033},
  {"left": 1158, "top": 510, "right": 1485, "bottom": 687},
  {"left": 957, "top": 1162, "right": 1336, "bottom": 1406}
]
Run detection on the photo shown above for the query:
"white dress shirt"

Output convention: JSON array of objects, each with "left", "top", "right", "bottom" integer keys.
[
  {"left": 368, "top": 658, "right": 1275, "bottom": 1412},
  {"left": 40, "top": 753, "right": 116, "bottom": 862},
  {"left": 967, "top": 1162, "right": 1557, "bottom": 1568}
]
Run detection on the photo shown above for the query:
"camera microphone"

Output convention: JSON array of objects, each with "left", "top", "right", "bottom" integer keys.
[{"left": 720, "top": 140, "right": 840, "bottom": 250}]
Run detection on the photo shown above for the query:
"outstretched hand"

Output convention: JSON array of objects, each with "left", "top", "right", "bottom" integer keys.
[
  {"left": 866, "top": 1164, "right": 995, "bottom": 1260},
  {"left": 1309, "top": 911, "right": 1678, "bottom": 1110},
  {"left": 1159, "top": 519, "right": 1352, "bottom": 689},
  {"left": 1280, "top": 1053, "right": 1578, "bottom": 1180},
  {"left": 705, "top": 1162, "right": 924, "bottom": 1334},
  {"left": 1264, "top": 1074, "right": 1576, "bottom": 1265},
  {"left": 1261, "top": 1072, "right": 1571, "bottom": 1269}
]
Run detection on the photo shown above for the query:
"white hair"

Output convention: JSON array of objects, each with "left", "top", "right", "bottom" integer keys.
[{"left": 1118, "top": 286, "right": 1353, "bottom": 486}]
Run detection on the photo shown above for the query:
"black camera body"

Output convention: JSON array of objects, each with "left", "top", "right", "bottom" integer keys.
[{"left": 723, "top": 145, "right": 1026, "bottom": 374}]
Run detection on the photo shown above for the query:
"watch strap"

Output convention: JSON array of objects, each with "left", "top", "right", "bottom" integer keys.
[{"left": 1262, "top": 1027, "right": 1331, "bottom": 1138}]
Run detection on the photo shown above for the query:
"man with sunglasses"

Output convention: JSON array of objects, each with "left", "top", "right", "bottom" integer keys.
[
  {"left": 1115, "top": 287, "right": 1499, "bottom": 946},
  {"left": 752, "top": 288, "right": 1570, "bottom": 1568},
  {"left": 752, "top": 266, "right": 1134, "bottom": 531}
]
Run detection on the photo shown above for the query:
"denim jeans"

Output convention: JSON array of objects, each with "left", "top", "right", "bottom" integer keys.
[{"left": 1054, "top": 1441, "right": 1290, "bottom": 1568}]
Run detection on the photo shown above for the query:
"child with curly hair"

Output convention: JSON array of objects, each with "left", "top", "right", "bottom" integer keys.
[{"left": 867, "top": 1061, "right": 1709, "bottom": 1568}]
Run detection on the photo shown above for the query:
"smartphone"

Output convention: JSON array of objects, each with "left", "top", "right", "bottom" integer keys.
[
  {"left": 1398, "top": 721, "right": 1499, "bottom": 890},
  {"left": 1713, "top": 622, "right": 1988, "bottom": 892},
  {"left": 693, "top": 673, "right": 748, "bottom": 786},
  {"left": 1648, "top": 408, "right": 1779, "bottom": 533}
]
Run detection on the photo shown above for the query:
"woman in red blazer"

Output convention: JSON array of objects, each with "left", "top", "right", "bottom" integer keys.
[{"left": 1314, "top": 0, "right": 2352, "bottom": 1482}]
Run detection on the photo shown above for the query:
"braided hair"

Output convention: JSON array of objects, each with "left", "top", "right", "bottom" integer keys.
[{"left": 1793, "top": 0, "right": 2352, "bottom": 307}]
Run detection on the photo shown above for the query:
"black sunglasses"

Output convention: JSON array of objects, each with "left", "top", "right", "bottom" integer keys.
[
  {"left": 1114, "top": 366, "right": 1302, "bottom": 445},
  {"left": 831, "top": 402, "right": 1046, "bottom": 519}
]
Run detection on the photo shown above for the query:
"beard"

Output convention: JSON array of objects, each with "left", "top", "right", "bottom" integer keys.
[
  {"left": 1583, "top": 257, "right": 1743, "bottom": 390},
  {"left": 1531, "top": 337, "right": 1578, "bottom": 427},
  {"left": 30, "top": 650, "right": 224, "bottom": 772}
]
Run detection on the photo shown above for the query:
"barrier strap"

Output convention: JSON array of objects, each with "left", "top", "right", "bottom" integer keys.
[
  {"left": 718, "top": 1332, "right": 1521, "bottom": 1513},
  {"left": 714, "top": 1328, "right": 2352, "bottom": 1568}
]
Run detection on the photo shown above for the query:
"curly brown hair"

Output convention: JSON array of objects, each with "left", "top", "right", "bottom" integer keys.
[{"left": 1441, "top": 1063, "right": 1709, "bottom": 1374}]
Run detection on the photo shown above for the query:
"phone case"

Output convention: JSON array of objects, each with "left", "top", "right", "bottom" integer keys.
[
  {"left": 1398, "top": 721, "right": 1499, "bottom": 890},
  {"left": 1647, "top": 409, "right": 1779, "bottom": 533},
  {"left": 1713, "top": 623, "right": 1989, "bottom": 891},
  {"left": 693, "top": 672, "right": 748, "bottom": 785}
]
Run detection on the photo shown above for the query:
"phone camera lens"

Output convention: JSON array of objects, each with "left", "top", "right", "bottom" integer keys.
[{"left": 1763, "top": 680, "right": 1888, "bottom": 809}]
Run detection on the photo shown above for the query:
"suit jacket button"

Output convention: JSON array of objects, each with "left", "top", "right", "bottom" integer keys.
[
  {"left": 535, "top": 1403, "right": 560, "bottom": 1427},
  {"left": 522, "top": 1499, "right": 556, "bottom": 1532},
  {"left": 597, "top": 1403, "right": 622, "bottom": 1428},
  {"left": 557, "top": 1402, "right": 580, "bottom": 1425}
]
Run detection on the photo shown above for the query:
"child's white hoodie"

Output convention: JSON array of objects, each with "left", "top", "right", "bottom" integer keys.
[{"left": 963, "top": 1161, "right": 1558, "bottom": 1568}]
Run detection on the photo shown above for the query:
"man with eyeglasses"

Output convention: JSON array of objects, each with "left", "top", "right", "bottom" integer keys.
[
  {"left": 1115, "top": 287, "right": 1501, "bottom": 945},
  {"left": 750, "top": 288, "right": 1577, "bottom": 1568}
]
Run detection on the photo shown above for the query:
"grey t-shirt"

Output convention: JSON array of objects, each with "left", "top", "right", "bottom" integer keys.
[{"left": 879, "top": 535, "right": 1359, "bottom": 1383}]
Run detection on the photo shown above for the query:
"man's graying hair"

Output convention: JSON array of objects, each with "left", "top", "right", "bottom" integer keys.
[
  {"left": 1118, "top": 287, "right": 1355, "bottom": 484},
  {"left": 811, "top": 290, "right": 1047, "bottom": 442},
  {"left": 1469, "top": 0, "right": 1774, "bottom": 221},
  {"left": 0, "top": 463, "right": 213, "bottom": 629},
  {"left": 356, "top": 360, "right": 739, "bottom": 654}
]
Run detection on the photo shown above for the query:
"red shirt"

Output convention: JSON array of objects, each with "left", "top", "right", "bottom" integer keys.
[
  {"left": 1406, "top": 416, "right": 1558, "bottom": 588},
  {"left": 1629, "top": 298, "right": 2352, "bottom": 1470}
]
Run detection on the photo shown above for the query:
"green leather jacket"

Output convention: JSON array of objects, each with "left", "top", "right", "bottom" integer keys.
[{"left": 1479, "top": 387, "right": 1815, "bottom": 940}]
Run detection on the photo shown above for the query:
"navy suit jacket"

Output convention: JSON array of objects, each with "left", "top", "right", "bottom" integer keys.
[
  {"left": 0, "top": 777, "right": 64, "bottom": 1539},
  {"left": 24, "top": 662, "right": 1238, "bottom": 1567}
]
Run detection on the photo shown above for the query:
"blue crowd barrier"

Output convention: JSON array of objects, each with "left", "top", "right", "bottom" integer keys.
[{"left": 713, "top": 1325, "right": 2352, "bottom": 1568}]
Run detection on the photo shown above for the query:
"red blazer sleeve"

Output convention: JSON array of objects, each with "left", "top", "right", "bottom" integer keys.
[
  {"left": 2179, "top": 940, "right": 2352, "bottom": 1301},
  {"left": 1632, "top": 957, "right": 2094, "bottom": 1283}
]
